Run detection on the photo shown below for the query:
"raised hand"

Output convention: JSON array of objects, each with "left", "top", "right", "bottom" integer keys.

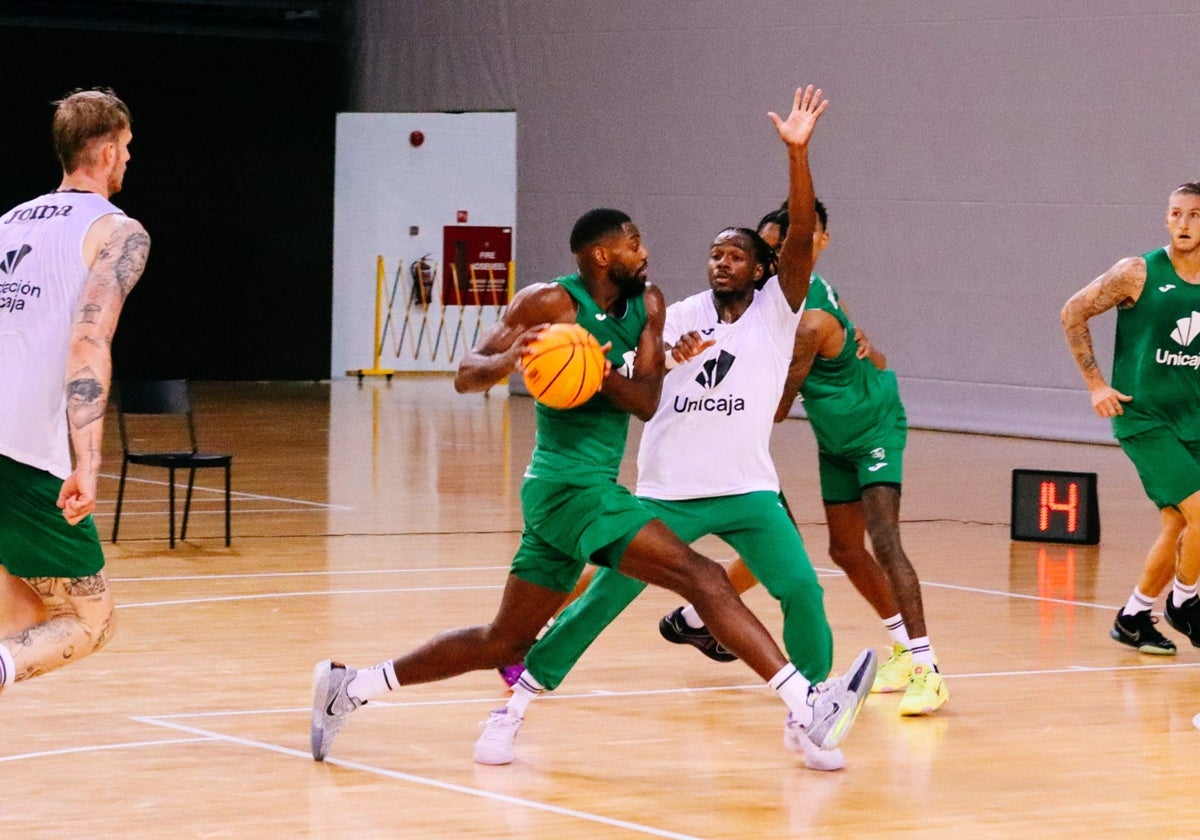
[
  {"left": 768, "top": 84, "right": 828, "bottom": 148},
  {"left": 668, "top": 331, "right": 716, "bottom": 366}
]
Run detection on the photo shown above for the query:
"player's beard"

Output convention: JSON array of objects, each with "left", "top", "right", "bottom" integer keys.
[{"left": 611, "top": 265, "right": 648, "bottom": 298}]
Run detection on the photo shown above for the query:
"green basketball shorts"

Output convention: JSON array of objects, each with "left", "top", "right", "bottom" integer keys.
[
  {"left": 1118, "top": 426, "right": 1200, "bottom": 509},
  {"left": 510, "top": 476, "right": 655, "bottom": 592},
  {"left": 0, "top": 454, "right": 105, "bottom": 579}
]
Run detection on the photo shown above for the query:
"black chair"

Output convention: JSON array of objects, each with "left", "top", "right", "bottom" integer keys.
[{"left": 112, "top": 380, "right": 232, "bottom": 548}]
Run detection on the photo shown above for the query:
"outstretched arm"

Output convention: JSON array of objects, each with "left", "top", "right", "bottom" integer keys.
[
  {"left": 1060, "top": 256, "right": 1144, "bottom": 418},
  {"left": 59, "top": 215, "right": 150, "bottom": 525},
  {"left": 768, "top": 85, "right": 828, "bottom": 312}
]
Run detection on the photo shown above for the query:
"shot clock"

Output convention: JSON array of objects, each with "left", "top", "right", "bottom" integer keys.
[{"left": 1010, "top": 469, "right": 1099, "bottom": 545}]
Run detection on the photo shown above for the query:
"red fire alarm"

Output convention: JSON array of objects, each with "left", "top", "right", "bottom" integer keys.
[{"left": 456, "top": 210, "right": 469, "bottom": 223}]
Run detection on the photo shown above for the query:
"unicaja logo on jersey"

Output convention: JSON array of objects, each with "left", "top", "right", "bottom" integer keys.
[
  {"left": 0, "top": 244, "right": 31, "bottom": 274},
  {"left": 674, "top": 350, "right": 745, "bottom": 415},
  {"left": 1156, "top": 311, "right": 1200, "bottom": 368},
  {"left": 694, "top": 350, "right": 735, "bottom": 389}
]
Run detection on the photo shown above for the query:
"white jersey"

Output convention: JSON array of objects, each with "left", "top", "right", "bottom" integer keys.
[
  {"left": 0, "top": 190, "right": 125, "bottom": 478},
  {"left": 636, "top": 276, "right": 804, "bottom": 500}
]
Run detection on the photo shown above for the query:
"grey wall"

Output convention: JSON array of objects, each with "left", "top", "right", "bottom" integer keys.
[{"left": 347, "top": 1, "right": 1199, "bottom": 442}]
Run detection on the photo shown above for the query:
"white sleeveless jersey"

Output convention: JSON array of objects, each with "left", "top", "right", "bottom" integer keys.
[
  {"left": 636, "top": 276, "right": 804, "bottom": 500},
  {"left": 0, "top": 191, "right": 125, "bottom": 478}
]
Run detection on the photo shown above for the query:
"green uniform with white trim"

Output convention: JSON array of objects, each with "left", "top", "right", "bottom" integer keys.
[
  {"left": 525, "top": 276, "right": 833, "bottom": 688},
  {"left": 1112, "top": 248, "right": 1200, "bottom": 508},
  {"left": 800, "top": 274, "right": 907, "bottom": 503},
  {"left": 510, "top": 274, "right": 654, "bottom": 592}
]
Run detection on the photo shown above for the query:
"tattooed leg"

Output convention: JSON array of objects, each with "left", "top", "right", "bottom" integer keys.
[
  {"left": 0, "top": 567, "right": 47, "bottom": 637},
  {"left": 1, "top": 571, "right": 115, "bottom": 682}
]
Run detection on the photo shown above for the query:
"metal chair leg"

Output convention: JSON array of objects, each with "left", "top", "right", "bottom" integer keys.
[
  {"left": 181, "top": 467, "right": 197, "bottom": 541},
  {"left": 168, "top": 467, "right": 176, "bottom": 548},
  {"left": 224, "top": 463, "right": 231, "bottom": 547},
  {"left": 112, "top": 457, "right": 129, "bottom": 542}
]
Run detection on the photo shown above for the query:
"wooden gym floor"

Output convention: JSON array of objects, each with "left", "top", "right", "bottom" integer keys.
[{"left": 3, "top": 379, "right": 1198, "bottom": 838}]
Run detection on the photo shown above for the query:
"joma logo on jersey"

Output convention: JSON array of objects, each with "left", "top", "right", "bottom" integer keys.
[
  {"left": 2, "top": 204, "right": 72, "bottom": 224},
  {"left": 0, "top": 244, "right": 31, "bottom": 275}
]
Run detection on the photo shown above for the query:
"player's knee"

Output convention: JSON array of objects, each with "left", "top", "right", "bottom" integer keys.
[
  {"left": 689, "top": 553, "right": 735, "bottom": 597},
  {"left": 827, "top": 542, "right": 856, "bottom": 570},
  {"left": 866, "top": 523, "right": 904, "bottom": 562},
  {"left": 480, "top": 626, "right": 536, "bottom": 665}
]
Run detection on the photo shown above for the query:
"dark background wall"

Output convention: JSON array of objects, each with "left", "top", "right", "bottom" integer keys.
[
  {"left": 0, "top": 2, "right": 343, "bottom": 380},
  {"left": 6, "top": 2, "right": 1196, "bottom": 442}
]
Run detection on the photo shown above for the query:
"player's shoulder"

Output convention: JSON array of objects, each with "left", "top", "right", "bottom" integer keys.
[
  {"left": 89, "top": 211, "right": 148, "bottom": 242},
  {"left": 507, "top": 281, "right": 576, "bottom": 325},
  {"left": 1104, "top": 253, "right": 1147, "bottom": 278}
]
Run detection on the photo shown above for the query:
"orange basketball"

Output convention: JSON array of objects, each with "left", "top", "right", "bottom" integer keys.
[{"left": 522, "top": 322, "right": 606, "bottom": 409}]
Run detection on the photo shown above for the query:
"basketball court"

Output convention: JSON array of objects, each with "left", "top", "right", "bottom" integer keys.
[{"left": 4, "top": 379, "right": 1197, "bottom": 837}]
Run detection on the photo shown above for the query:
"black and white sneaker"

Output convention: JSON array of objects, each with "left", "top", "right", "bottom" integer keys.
[
  {"left": 658, "top": 607, "right": 738, "bottom": 663},
  {"left": 1110, "top": 609, "right": 1176, "bottom": 655},
  {"left": 1164, "top": 594, "right": 1200, "bottom": 648}
]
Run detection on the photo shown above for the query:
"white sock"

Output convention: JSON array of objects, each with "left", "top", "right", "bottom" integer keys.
[
  {"left": 882, "top": 613, "right": 910, "bottom": 648},
  {"left": 0, "top": 643, "right": 13, "bottom": 686},
  {"left": 1124, "top": 588, "right": 1155, "bottom": 616},
  {"left": 1173, "top": 578, "right": 1198, "bottom": 605},
  {"left": 680, "top": 604, "right": 704, "bottom": 629},
  {"left": 908, "top": 635, "right": 935, "bottom": 668},
  {"left": 347, "top": 660, "right": 398, "bottom": 703},
  {"left": 769, "top": 663, "right": 813, "bottom": 726},
  {"left": 506, "top": 670, "right": 545, "bottom": 717}
]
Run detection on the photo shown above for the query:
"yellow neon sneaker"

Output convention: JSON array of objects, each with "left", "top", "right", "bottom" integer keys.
[
  {"left": 898, "top": 663, "right": 949, "bottom": 716},
  {"left": 871, "top": 643, "right": 913, "bottom": 694}
]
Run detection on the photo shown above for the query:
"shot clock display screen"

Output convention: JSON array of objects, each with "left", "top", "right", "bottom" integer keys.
[{"left": 1010, "top": 469, "right": 1099, "bottom": 545}]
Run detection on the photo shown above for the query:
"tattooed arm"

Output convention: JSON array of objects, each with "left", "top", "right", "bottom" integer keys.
[
  {"left": 1060, "top": 255, "right": 1144, "bottom": 419},
  {"left": 58, "top": 214, "right": 150, "bottom": 524}
]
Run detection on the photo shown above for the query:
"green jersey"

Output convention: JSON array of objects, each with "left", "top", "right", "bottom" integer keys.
[
  {"left": 1111, "top": 248, "right": 1200, "bottom": 440},
  {"left": 526, "top": 274, "right": 647, "bottom": 482},
  {"left": 799, "top": 274, "right": 905, "bottom": 455}
]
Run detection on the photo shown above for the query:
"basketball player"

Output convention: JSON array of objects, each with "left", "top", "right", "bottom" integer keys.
[
  {"left": 1061, "top": 181, "right": 1200, "bottom": 655},
  {"left": 468, "top": 86, "right": 876, "bottom": 772},
  {"left": 311, "top": 85, "right": 876, "bottom": 767},
  {"left": 0, "top": 88, "right": 149, "bottom": 691},
  {"left": 657, "top": 200, "right": 949, "bottom": 716}
]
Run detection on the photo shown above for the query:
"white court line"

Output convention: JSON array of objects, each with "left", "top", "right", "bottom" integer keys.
[
  {"left": 117, "top": 584, "right": 506, "bottom": 609},
  {"left": 143, "top": 658, "right": 1200, "bottom": 724},
  {"left": 131, "top": 717, "right": 704, "bottom": 840},
  {"left": 905, "top": 576, "right": 1117, "bottom": 610},
  {"left": 112, "top": 565, "right": 512, "bottom": 583},
  {"left": 112, "top": 572, "right": 1125, "bottom": 613},
  {"left": 0, "top": 736, "right": 213, "bottom": 763},
  {"left": 95, "top": 473, "right": 352, "bottom": 510},
  {"left": 91, "top": 507, "right": 340, "bottom": 519},
  {"left": 112, "top": 568, "right": 843, "bottom": 609}
]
